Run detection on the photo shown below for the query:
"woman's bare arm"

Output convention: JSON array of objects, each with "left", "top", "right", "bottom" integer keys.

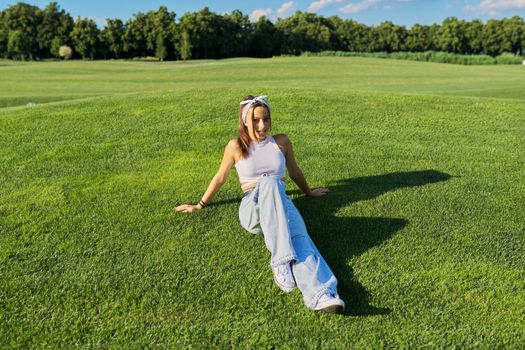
[
  {"left": 280, "top": 134, "right": 329, "bottom": 197},
  {"left": 175, "top": 139, "right": 237, "bottom": 212}
]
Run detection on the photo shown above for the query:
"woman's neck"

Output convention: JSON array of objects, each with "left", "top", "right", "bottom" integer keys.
[{"left": 253, "top": 135, "right": 268, "bottom": 144}]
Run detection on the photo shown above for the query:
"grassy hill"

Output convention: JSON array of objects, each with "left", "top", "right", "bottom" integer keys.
[
  {"left": 1, "top": 56, "right": 525, "bottom": 109},
  {"left": 1, "top": 57, "right": 524, "bottom": 348}
]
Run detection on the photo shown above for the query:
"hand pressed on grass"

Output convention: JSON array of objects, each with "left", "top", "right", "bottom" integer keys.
[
  {"left": 308, "top": 188, "right": 330, "bottom": 197},
  {"left": 174, "top": 203, "right": 203, "bottom": 213}
]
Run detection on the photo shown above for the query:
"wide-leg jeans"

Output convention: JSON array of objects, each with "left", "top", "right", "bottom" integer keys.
[{"left": 238, "top": 175, "right": 339, "bottom": 309}]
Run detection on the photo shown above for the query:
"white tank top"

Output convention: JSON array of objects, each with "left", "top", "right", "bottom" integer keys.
[{"left": 235, "top": 136, "right": 286, "bottom": 185}]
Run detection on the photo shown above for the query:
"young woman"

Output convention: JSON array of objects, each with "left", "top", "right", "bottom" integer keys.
[{"left": 175, "top": 95, "right": 345, "bottom": 314}]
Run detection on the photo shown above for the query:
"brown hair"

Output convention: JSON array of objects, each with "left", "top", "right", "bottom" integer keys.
[{"left": 237, "top": 95, "right": 271, "bottom": 159}]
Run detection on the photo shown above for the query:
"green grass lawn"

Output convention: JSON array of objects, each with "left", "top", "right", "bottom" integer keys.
[
  {"left": 2, "top": 56, "right": 525, "bottom": 109},
  {"left": 1, "top": 57, "right": 524, "bottom": 348}
]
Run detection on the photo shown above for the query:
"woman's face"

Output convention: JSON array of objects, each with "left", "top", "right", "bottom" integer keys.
[{"left": 247, "top": 106, "right": 270, "bottom": 143}]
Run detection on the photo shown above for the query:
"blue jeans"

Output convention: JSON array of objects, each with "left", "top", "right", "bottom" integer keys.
[{"left": 238, "top": 175, "right": 339, "bottom": 309}]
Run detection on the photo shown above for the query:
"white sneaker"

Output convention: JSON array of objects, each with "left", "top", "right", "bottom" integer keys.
[
  {"left": 271, "top": 263, "right": 297, "bottom": 293},
  {"left": 314, "top": 292, "right": 345, "bottom": 314}
]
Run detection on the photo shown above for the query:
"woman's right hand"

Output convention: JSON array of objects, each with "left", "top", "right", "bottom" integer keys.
[{"left": 174, "top": 204, "right": 202, "bottom": 213}]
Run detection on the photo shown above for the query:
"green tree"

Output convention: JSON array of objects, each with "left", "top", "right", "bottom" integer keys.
[
  {"left": 249, "top": 16, "right": 279, "bottom": 57},
  {"left": 133, "top": 7, "right": 178, "bottom": 60},
  {"left": 50, "top": 36, "right": 61, "bottom": 57},
  {"left": 325, "top": 16, "right": 345, "bottom": 51},
  {"left": 220, "top": 10, "right": 252, "bottom": 58},
  {"left": 178, "top": 7, "right": 222, "bottom": 59},
  {"left": 179, "top": 30, "right": 192, "bottom": 60},
  {"left": 327, "top": 18, "right": 369, "bottom": 52},
  {"left": 0, "top": 10, "right": 8, "bottom": 57},
  {"left": 275, "top": 11, "right": 332, "bottom": 54},
  {"left": 428, "top": 24, "right": 441, "bottom": 51},
  {"left": 123, "top": 13, "right": 150, "bottom": 57},
  {"left": 70, "top": 17, "right": 99, "bottom": 59},
  {"left": 155, "top": 34, "right": 167, "bottom": 60},
  {"left": 406, "top": 24, "right": 433, "bottom": 52},
  {"left": 2, "top": 2, "right": 41, "bottom": 59},
  {"left": 436, "top": 17, "right": 468, "bottom": 54},
  {"left": 350, "top": 21, "right": 370, "bottom": 52},
  {"left": 149, "top": 6, "right": 177, "bottom": 60},
  {"left": 483, "top": 19, "right": 506, "bottom": 56},
  {"left": 371, "top": 21, "right": 407, "bottom": 52},
  {"left": 36, "top": 2, "right": 74, "bottom": 58},
  {"left": 100, "top": 18, "right": 125, "bottom": 58},
  {"left": 464, "top": 20, "right": 483, "bottom": 54},
  {"left": 7, "top": 30, "right": 31, "bottom": 59},
  {"left": 502, "top": 16, "right": 524, "bottom": 54}
]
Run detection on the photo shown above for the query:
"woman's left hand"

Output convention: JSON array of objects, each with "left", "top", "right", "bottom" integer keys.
[{"left": 309, "top": 188, "right": 329, "bottom": 197}]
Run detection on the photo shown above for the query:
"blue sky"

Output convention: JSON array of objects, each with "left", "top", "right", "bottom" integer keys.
[{"left": 1, "top": 0, "right": 524, "bottom": 28}]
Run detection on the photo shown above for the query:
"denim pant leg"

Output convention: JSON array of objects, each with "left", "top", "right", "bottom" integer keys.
[
  {"left": 284, "top": 196, "right": 339, "bottom": 309},
  {"left": 238, "top": 176, "right": 297, "bottom": 267},
  {"left": 239, "top": 190, "right": 263, "bottom": 235}
]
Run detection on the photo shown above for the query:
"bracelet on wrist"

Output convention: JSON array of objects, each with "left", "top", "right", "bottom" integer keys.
[{"left": 199, "top": 199, "right": 207, "bottom": 208}]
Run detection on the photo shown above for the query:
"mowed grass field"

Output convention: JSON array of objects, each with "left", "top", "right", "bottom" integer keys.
[{"left": 1, "top": 57, "right": 524, "bottom": 348}]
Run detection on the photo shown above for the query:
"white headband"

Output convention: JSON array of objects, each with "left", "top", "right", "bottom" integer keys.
[{"left": 240, "top": 96, "right": 270, "bottom": 126}]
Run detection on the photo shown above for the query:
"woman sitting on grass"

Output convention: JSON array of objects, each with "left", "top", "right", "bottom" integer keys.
[{"left": 175, "top": 95, "right": 345, "bottom": 314}]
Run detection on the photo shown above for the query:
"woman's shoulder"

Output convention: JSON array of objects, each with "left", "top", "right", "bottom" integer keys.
[
  {"left": 227, "top": 138, "right": 242, "bottom": 163},
  {"left": 272, "top": 134, "right": 291, "bottom": 147},
  {"left": 272, "top": 134, "right": 290, "bottom": 143},
  {"left": 227, "top": 138, "right": 240, "bottom": 149},
  {"left": 226, "top": 138, "right": 242, "bottom": 154},
  {"left": 271, "top": 134, "right": 290, "bottom": 155}
]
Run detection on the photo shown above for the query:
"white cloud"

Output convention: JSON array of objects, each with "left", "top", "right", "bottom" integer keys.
[
  {"left": 277, "top": 1, "right": 297, "bottom": 17},
  {"left": 249, "top": 8, "right": 273, "bottom": 22},
  {"left": 466, "top": 0, "right": 525, "bottom": 14},
  {"left": 339, "top": 0, "right": 381, "bottom": 13},
  {"left": 307, "top": 0, "right": 344, "bottom": 12}
]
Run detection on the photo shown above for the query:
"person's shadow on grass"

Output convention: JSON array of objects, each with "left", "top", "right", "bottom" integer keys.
[{"left": 291, "top": 170, "right": 451, "bottom": 316}]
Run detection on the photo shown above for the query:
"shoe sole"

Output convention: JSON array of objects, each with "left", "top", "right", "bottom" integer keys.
[{"left": 316, "top": 304, "right": 344, "bottom": 314}]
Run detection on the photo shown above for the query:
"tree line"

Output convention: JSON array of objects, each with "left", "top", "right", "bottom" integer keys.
[{"left": 1, "top": 2, "right": 524, "bottom": 61}]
